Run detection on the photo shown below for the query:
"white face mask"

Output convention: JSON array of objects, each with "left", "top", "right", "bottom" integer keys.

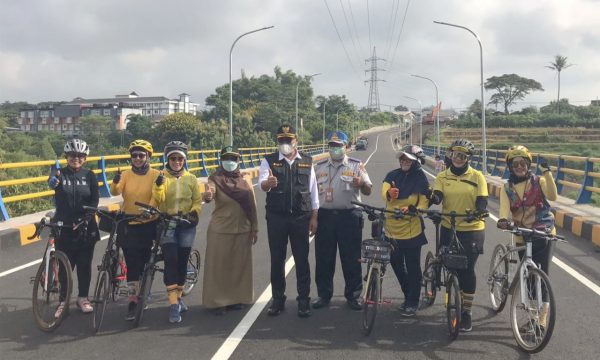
[
  {"left": 329, "top": 147, "right": 345, "bottom": 161},
  {"left": 222, "top": 160, "right": 238, "bottom": 172},
  {"left": 279, "top": 143, "right": 293, "bottom": 156}
]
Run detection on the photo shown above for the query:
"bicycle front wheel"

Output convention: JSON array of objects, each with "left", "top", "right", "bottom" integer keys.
[
  {"left": 420, "top": 251, "right": 437, "bottom": 309},
  {"left": 92, "top": 270, "right": 110, "bottom": 333},
  {"left": 32, "top": 251, "right": 72, "bottom": 332},
  {"left": 509, "top": 267, "right": 556, "bottom": 353},
  {"left": 445, "top": 273, "right": 461, "bottom": 340},
  {"left": 362, "top": 267, "right": 380, "bottom": 336},
  {"left": 489, "top": 244, "right": 509, "bottom": 313},
  {"left": 134, "top": 259, "right": 156, "bottom": 328},
  {"left": 182, "top": 249, "right": 201, "bottom": 297}
]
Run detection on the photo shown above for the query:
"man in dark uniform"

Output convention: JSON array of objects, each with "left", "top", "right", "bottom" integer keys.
[
  {"left": 259, "top": 124, "right": 319, "bottom": 318},
  {"left": 312, "top": 132, "right": 373, "bottom": 310}
]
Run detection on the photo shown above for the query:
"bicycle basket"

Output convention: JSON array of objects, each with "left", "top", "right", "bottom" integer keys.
[
  {"left": 361, "top": 239, "right": 392, "bottom": 263},
  {"left": 440, "top": 250, "right": 468, "bottom": 270}
]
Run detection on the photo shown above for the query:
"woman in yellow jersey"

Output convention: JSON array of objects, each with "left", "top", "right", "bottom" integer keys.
[
  {"left": 152, "top": 141, "right": 202, "bottom": 323},
  {"left": 497, "top": 145, "right": 557, "bottom": 328},
  {"left": 109, "top": 140, "right": 160, "bottom": 321},
  {"left": 430, "top": 139, "right": 488, "bottom": 332},
  {"left": 382, "top": 145, "right": 430, "bottom": 317}
]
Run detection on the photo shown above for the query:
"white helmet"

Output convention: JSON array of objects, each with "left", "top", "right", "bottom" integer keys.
[{"left": 64, "top": 139, "right": 90, "bottom": 155}]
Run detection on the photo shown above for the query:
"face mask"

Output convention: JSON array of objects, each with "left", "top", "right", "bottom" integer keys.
[
  {"left": 329, "top": 147, "right": 345, "bottom": 161},
  {"left": 279, "top": 143, "right": 293, "bottom": 155},
  {"left": 222, "top": 160, "right": 238, "bottom": 172}
]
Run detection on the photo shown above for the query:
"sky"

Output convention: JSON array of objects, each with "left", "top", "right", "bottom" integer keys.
[{"left": 1, "top": 0, "right": 599, "bottom": 112}]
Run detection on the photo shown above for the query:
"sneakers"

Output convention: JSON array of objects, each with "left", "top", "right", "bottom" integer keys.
[
  {"left": 311, "top": 298, "right": 330, "bottom": 309},
  {"left": 346, "top": 298, "right": 362, "bottom": 311},
  {"left": 267, "top": 296, "right": 286, "bottom": 316},
  {"left": 125, "top": 301, "right": 136, "bottom": 321},
  {"left": 77, "top": 297, "right": 93, "bottom": 313},
  {"left": 460, "top": 312, "right": 472, "bottom": 332},
  {"left": 297, "top": 298, "right": 311, "bottom": 318},
  {"left": 169, "top": 304, "right": 181, "bottom": 323},
  {"left": 400, "top": 305, "right": 418, "bottom": 317},
  {"left": 55, "top": 302, "right": 67, "bottom": 318},
  {"left": 398, "top": 301, "right": 407, "bottom": 312},
  {"left": 178, "top": 298, "right": 188, "bottom": 313}
]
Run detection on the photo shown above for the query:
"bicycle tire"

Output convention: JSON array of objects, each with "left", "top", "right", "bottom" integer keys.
[
  {"left": 32, "top": 251, "right": 72, "bottom": 332},
  {"left": 509, "top": 267, "right": 556, "bottom": 353},
  {"left": 133, "top": 259, "right": 155, "bottom": 328},
  {"left": 489, "top": 244, "right": 509, "bottom": 313},
  {"left": 446, "top": 273, "right": 461, "bottom": 340},
  {"left": 420, "top": 251, "right": 437, "bottom": 309},
  {"left": 362, "top": 267, "right": 380, "bottom": 336},
  {"left": 182, "top": 249, "right": 201, "bottom": 297},
  {"left": 92, "top": 270, "right": 110, "bottom": 333}
]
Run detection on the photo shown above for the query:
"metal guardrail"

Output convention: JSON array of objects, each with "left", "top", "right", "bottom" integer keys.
[
  {"left": 0, "top": 144, "right": 326, "bottom": 221},
  {"left": 421, "top": 145, "right": 600, "bottom": 205}
]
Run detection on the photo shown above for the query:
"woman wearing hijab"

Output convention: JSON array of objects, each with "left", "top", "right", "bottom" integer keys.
[
  {"left": 381, "top": 145, "right": 430, "bottom": 317},
  {"left": 202, "top": 146, "right": 259, "bottom": 315}
]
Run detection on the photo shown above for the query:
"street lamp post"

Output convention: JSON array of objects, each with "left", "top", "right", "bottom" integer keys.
[
  {"left": 434, "top": 21, "right": 487, "bottom": 174},
  {"left": 411, "top": 74, "right": 439, "bottom": 155},
  {"left": 322, "top": 99, "right": 328, "bottom": 152},
  {"left": 295, "top": 73, "right": 321, "bottom": 133},
  {"left": 404, "top": 96, "right": 422, "bottom": 147},
  {"left": 336, "top": 109, "right": 341, "bottom": 131},
  {"left": 229, "top": 26, "right": 274, "bottom": 146}
]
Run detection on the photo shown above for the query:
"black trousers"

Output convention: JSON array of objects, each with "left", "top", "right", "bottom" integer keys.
[
  {"left": 440, "top": 227, "right": 484, "bottom": 294},
  {"left": 389, "top": 245, "right": 422, "bottom": 307},
  {"left": 122, "top": 247, "right": 151, "bottom": 282},
  {"left": 56, "top": 243, "right": 96, "bottom": 299},
  {"left": 314, "top": 208, "right": 363, "bottom": 301},
  {"left": 162, "top": 244, "right": 192, "bottom": 287},
  {"left": 266, "top": 211, "right": 311, "bottom": 301}
]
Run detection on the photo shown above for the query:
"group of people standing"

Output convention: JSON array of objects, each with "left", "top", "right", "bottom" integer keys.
[{"left": 47, "top": 126, "right": 558, "bottom": 332}]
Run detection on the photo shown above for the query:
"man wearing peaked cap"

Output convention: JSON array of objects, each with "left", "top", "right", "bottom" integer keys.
[
  {"left": 312, "top": 131, "right": 372, "bottom": 311},
  {"left": 258, "top": 123, "right": 319, "bottom": 318}
]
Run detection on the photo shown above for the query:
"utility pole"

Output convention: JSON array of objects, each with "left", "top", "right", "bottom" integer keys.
[{"left": 365, "top": 47, "right": 386, "bottom": 113}]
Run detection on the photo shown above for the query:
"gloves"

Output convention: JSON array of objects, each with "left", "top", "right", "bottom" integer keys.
[
  {"left": 497, "top": 218, "right": 512, "bottom": 230},
  {"left": 155, "top": 172, "right": 165, "bottom": 186},
  {"left": 466, "top": 209, "right": 488, "bottom": 222},
  {"left": 429, "top": 190, "right": 443, "bottom": 205},
  {"left": 112, "top": 168, "right": 122, "bottom": 184},
  {"left": 48, "top": 170, "right": 61, "bottom": 189},
  {"left": 186, "top": 210, "right": 199, "bottom": 226},
  {"left": 540, "top": 160, "right": 550, "bottom": 173},
  {"left": 429, "top": 212, "right": 442, "bottom": 225},
  {"left": 407, "top": 204, "right": 418, "bottom": 215},
  {"left": 387, "top": 181, "right": 399, "bottom": 200}
]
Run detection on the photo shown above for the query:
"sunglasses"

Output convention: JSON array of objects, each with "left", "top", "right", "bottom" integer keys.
[
  {"left": 277, "top": 137, "right": 293, "bottom": 144},
  {"left": 67, "top": 153, "right": 86, "bottom": 159},
  {"left": 130, "top": 152, "right": 147, "bottom": 159},
  {"left": 169, "top": 156, "right": 185, "bottom": 162},
  {"left": 451, "top": 152, "right": 468, "bottom": 161},
  {"left": 512, "top": 160, "right": 528, "bottom": 168}
]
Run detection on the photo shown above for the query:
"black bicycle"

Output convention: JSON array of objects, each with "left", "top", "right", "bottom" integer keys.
[
  {"left": 418, "top": 208, "right": 488, "bottom": 340},
  {"left": 132, "top": 202, "right": 201, "bottom": 327},
  {"left": 83, "top": 206, "right": 142, "bottom": 333}
]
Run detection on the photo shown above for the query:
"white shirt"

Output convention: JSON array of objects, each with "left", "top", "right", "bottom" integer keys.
[{"left": 259, "top": 151, "right": 320, "bottom": 210}]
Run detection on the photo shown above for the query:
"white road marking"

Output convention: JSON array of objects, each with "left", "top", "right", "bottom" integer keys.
[
  {"left": 364, "top": 134, "right": 380, "bottom": 165},
  {"left": 422, "top": 167, "right": 600, "bottom": 297}
]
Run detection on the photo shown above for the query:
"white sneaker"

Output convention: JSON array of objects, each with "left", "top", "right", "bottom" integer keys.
[
  {"left": 77, "top": 297, "right": 94, "bottom": 313},
  {"left": 55, "top": 302, "right": 67, "bottom": 318}
]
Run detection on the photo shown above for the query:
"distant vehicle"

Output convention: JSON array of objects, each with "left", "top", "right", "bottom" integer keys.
[{"left": 356, "top": 139, "right": 368, "bottom": 150}]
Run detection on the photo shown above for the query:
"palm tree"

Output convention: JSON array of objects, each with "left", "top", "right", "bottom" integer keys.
[{"left": 546, "top": 55, "right": 573, "bottom": 113}]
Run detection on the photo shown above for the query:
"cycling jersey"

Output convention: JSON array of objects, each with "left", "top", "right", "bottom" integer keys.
[
  {"left": 110, "top": 168, "right": 160, "bottom": 223},
  {"left": 152, "top": 170, "right": 202, "bottom": 216}
]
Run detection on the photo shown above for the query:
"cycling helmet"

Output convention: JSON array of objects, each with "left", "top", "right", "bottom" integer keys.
[
  {"left": 128, "top": 139, "right": 153, "bottom": 156},
  {"left": 64, "top": 139, "right": 90, "bottom": 155},
  {"left": 164, "top": 141, "right": 188, "bottom": 158},
  {"left": 505, "top": 145, "right": 532, "bottom": 163},
  {"left": 449, "top": 139, "right": 475, "bottom": 155}
]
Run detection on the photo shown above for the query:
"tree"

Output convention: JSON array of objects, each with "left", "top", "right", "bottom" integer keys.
[
  {"left": 152, "top": 113, "right": 200, "bottom": 147},
  {"left": 467, "top": 99, "right": 482, "bottom": 118},
  {"left": 484, "top": 74, "right": 544, "bottom": 114},
  {"left": 126, "top": 114, "right": 153, "bottom": 141},
  {"left": 546, "top": 55, "right": 574, "bottom": 113},
  {"left": 394, "top": 105, "right": 408, "bottom": 112}
]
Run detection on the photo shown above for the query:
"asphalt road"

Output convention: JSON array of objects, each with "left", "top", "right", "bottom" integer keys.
[{"left": 1, "top": 129, "right": 600, "bottom": 360}]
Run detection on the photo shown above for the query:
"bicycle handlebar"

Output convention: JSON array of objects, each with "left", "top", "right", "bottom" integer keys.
[
  {"left": 82, "top": 205, "right": 141, "bottom": 223},
  {"left": 28, "top": 216, "right": 68, "bottom": 240},
  {"left": 134, "top": 202, "right": 191, "bottom": 225},
  {"left": 504, "top": 224, "right": 566, "bottom": 242},
  {"left": 351, "top": 201, "right": 406, "bottom": 219}
]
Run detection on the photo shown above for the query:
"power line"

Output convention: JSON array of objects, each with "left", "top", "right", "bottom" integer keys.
[
  {"left": 385, "top": 0, "right": 400, "bottom": 61},
  {"left": 339, "top": 0, "right": 362, "bottom": 67},
  {"left": 323, "top": 0, "right": 359, "bottom": 75},
  {"left": 347, "top": 0, "right": 365, "bottom": 58},
  {"left": 388, "top": 0, "right": 412, "bottom": 71},
  {"left": 366, "top": 0, "right": 372, "bottom": 54}
]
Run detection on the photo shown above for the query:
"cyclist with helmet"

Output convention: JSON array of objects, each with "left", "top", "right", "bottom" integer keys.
[
  {"left": 109, "top": 139, "right": 160, "bottom": 321},
  {"left": 151, "top": 141, "right": 202, "bottom": 323},
  {"left": 382, "top": 145, "right": 431, "bottom": 316},
  {"left": 430, "top": 139, "right": 488, "bottom": 332},
  {"left": 497, "top": 145, "right": 557, "bottom": 327},
  {"left": 48, "top": 139, "right": 100, "bottom": 317}
]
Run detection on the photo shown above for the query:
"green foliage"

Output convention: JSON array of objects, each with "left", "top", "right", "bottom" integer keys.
[
  {"left": 153, "top": 112, "right": 200, "bottom": 147},
  {"left": 126, "top": 114, "right": 154, "bottom": 141},
  {"left": 484, "top": 74, "right": 544, "bottom": 114}
]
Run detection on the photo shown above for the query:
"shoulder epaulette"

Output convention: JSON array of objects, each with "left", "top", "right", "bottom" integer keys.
[
  {"left": 316, "top": 158, "right": 329, "bottom": 165},
  {"left": 347, "top": 156, "right": 361, "bottom": 163}
]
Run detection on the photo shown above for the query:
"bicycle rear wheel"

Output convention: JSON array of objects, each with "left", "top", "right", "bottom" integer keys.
[
  {"left": 362, "top": 267, "right": 380, "bottom": 336},
  {"left": 32, "top": 251, "right": 72, "bottom": 332},
  {"left": 445, "top": 273, "right": 461, "bottom": 340},
  {"left": 182, "top": 249, "right": 201, "bottom": 296},
  {"left": 489, "top": 244, "right": 509, "bottom": 313},
  {"left": 420, "top": 251, "right": 437, "bottom": 309},
  {"left": 92, "top": 270, "right": 110, "bottom": 333},
  {"left": 134, "top": 259, "right": 155, "bottom": 328},
  {"left": 509, "top": 267, "right": 555, "bottom": 353}
]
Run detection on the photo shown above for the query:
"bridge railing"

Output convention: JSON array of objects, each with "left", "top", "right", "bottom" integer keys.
[
  {"left": 0, "top": 144, "right": 326, "bottom": 221},
  {"left": 421, "top": 145, "right": 600, "bottom": 205}
]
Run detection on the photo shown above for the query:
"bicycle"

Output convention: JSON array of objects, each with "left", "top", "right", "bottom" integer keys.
[
  {"left": 351, "top": 200, "right": 405, "bottom": 336},
  {"left": 29, "top": 212, "right": 83, "bottom": 332},
  {"left": 418, "top": 208, "right": 489, "bottom": 340},
  {"left": 83, "top": 205, "right": 142, "bottom": 333},
  {"left": 487, "top": 223, "right": 565, "bottom": 353},
  {"left": 132, "top": 202, "right": 201, "bottom": 327}
]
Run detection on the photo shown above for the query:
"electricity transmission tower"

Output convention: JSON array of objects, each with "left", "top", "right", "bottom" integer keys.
[{"left": 365, "top": 47, "right": 386, "bottom": 112}]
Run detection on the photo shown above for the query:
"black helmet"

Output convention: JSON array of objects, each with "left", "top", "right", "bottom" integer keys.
[
  {"left": 449, "top": 139, "right": 475, "bottom": 155},
  {"left": 164, "top": 141, "right": 188, "bottom": 158}
]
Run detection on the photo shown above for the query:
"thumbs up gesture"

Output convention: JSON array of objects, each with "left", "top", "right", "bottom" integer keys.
[
  {"left": 203, "top": 185, "right": 215, "bottom": 202},
  {"left": 48, "top": 170, "right": 61, "bottom": 189},
  {"left": 266, "top": 168, "right": 278, "bottom": 189},
  {"left": 155, "top": 171, "right": 165, "bottom": 186},
  {"left": 387, "top": 181, "right": 399, "bottom": 200},
  {"left": 112, "top": 167, "right": 122, "bottom": 184}
]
